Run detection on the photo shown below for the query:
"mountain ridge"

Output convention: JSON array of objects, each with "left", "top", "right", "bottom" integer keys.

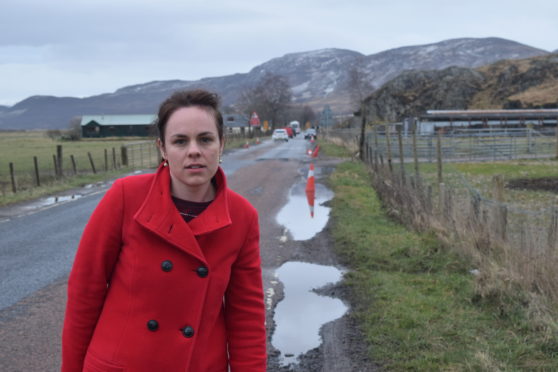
[{"left": 0, "top": 37, "right": 550, "bottom": 130}]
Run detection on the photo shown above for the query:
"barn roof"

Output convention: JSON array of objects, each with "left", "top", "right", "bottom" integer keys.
[{"left": 81, "top": 115, "right": 157, "bottom": 126}]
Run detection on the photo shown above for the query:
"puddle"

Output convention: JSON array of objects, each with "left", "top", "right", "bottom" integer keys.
[
  {"left": 22, "top": 194, "right": 83, "bottom": 210},
  {"left": 271, "top": 261, "right": 347, "bottom": 366},
  {"left": 276, "top": 182, "right": 334, "bottom": 240}
]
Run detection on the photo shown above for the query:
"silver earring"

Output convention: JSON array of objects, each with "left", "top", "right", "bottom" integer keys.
[
  {"left": 219, "top": 156, "right": 223, "bottom": 164},
  {"left": 163, "top": 159, "right": 168, "bottom": 167}
]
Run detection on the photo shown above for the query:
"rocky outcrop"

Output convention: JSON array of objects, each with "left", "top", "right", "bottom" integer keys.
[
  {"left": 364, "top": 67, "right": 485, "bottom": 122},
  {"left": 363, "top": 53, "right": 558, "bottom": 122}
]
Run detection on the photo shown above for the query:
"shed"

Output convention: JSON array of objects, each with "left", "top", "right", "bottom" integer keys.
[
  {"left": 81, "top": 115, "right": 157, "bottom": 137},
  {"left": 417, "top": 109, "right": 558, "bottom": 135}
]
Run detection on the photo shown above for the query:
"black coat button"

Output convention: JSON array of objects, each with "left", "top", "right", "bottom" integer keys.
[
  {"left": 196, "top": 266, "right": 209, "bottom": 278},
  {"left": 182, "top": 326, "right": 195, "bottom": 338},
  {"left": 161, "top": 260, "right": 173, "bottom": 272},
  {"left": 147, "top": 320, "right": 159, "bottom": 331}
]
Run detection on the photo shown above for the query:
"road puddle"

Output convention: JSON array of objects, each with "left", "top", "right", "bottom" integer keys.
[
  {"left": 276, "top": 182, "right": 334, "bottom": 240},
  {"left": 22, "top": 194, "right": 83, "bottom": 210},
  {"left": 272, "top": 261, "right": 347, "bottom": 366}
]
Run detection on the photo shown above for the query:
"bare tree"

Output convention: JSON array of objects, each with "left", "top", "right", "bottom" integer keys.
[
  {"left": 347, "top": 60, "right": 374, "bottom": 159},
  {"left": 239, "top": 73, "right": 292, "bottom": 129},
  {"left": 299, "top": 105, "right": 317, "bottom": 129}
]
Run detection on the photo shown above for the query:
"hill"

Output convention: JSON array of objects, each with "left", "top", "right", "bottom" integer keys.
[{"left": 0, "top": 37, "right": 548, "bottom": 130}]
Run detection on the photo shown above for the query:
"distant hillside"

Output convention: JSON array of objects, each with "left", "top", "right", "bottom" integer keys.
[
  {"left": 0, "top": 37, "right": 549, "bottom": 130},
  {"left": 363, "top": 53, "right": 558, "bottom": 122}
]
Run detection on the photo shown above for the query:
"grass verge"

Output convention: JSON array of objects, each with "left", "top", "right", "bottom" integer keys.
[{"left": 328, "top": 157, "right": 558, "bottom": 370}]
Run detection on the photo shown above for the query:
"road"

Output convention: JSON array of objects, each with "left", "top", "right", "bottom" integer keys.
[{"left": 0, "top": 136, "right": 373, "bottom": 371}]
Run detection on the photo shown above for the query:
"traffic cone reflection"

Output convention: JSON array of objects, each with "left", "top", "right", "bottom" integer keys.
[
  {"left": 311, "top": 145, "right": 320, "bottom": 158},
  {"left": 305, "top": 163, "right": 316, "bottom": 218}
]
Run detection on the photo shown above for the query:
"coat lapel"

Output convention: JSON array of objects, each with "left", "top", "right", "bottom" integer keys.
[{"left": 134, "top": 165, "right": 232, "bottom": 263}]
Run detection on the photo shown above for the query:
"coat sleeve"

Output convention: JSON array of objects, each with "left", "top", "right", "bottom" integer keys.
[
  {"left": 225, "top": 209, "right": 267, "bottom": 372},
  {"left": 61, "top": 179, "right": 125, "bottom": 372}
]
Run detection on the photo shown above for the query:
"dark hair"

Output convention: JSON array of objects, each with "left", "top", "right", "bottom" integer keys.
[{"left": 156, "top": 89, "right": 224, "bottom": 144}]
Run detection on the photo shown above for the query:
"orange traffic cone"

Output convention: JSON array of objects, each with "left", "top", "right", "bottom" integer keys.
[
  {"left": 305, "top": 163, "right": 315, "bottom": 218},
  {"left": 243, "top": 141, "right": 250, "bottom": 148}
]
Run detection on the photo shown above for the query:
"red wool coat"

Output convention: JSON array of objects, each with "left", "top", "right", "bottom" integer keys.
[{"left": 62, "top": 165, "right": 266, "bottom": 372}]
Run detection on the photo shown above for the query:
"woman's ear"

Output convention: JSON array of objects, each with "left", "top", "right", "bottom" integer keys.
[{"left": 156, "top": 138, "right": 166, "bottom": 159}]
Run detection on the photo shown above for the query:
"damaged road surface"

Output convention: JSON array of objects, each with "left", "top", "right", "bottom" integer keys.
[{"left": 0, "top": 137, "right": 376, "bottom": 371}]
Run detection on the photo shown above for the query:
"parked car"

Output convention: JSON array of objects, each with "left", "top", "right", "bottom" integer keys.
[
  {"left": 272, "top": 128, "right": 289, "bottom": 142},
  {"left": 304, "top": 128, "right": 317, "bottom": 140}
]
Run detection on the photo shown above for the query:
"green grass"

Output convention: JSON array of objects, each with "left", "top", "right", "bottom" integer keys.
[
  {"left": 329, "top": 160, "right": 558, "bottom": 371},
  {"left": 410, "top": 158, "right": 558, "bottom": 210},
  {"left": 0, "top": 131, "right": 143, "bottom": 177},
  {"left": 319, "top": 141, "right": 353, "bottom": 158},
  {"left": 0, "top": 131, "right": 263, "bottom": 206}
]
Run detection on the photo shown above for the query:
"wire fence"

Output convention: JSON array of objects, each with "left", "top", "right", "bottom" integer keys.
[
  {"left": 2, "top": 141, "right": 159, "bottom": 196},
  {"left": 325, "top": 125, "right": 558, "bottom": 306}
]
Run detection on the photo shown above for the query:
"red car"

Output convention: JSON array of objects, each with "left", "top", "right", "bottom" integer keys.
[{"left": 284, "top": 127, "right": 294, "bottom": 138}]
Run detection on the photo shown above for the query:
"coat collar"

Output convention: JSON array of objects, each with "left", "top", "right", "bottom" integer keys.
[{"left": 134, "top": 164, "right": 232, "bottom": 262}]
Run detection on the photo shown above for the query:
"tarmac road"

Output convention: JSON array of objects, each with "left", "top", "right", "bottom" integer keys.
[{"left": 0, "top": 139, "right": 306, "bottom": 372}]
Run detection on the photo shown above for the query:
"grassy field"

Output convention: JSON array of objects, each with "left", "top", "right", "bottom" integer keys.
[
  {"left": 0, "top": 131, "right": 265, "bottom": 206},
  {"left": 322, "top": 142, "right": 558, "bottom": 371},
  {"left": 398, "top": 158, "right": 558, "bottom": 211}
]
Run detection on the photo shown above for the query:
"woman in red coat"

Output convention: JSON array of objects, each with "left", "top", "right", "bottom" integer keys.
[{"left": 62, "top": 90, "right": 267, "bottom": 371}]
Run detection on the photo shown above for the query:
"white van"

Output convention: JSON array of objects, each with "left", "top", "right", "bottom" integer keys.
[{"left": 289, "top": 121, "right": 301, "bottom": 135}]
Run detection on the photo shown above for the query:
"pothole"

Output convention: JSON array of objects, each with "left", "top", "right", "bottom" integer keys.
[
  {"left": 276, "top": 180, "right": 334, "bottom": 241},
  {"left": 271, "top": 261, "right": 348, "bottom": 367}
]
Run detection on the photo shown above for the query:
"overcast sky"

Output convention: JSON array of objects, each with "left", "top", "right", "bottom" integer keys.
[{"left": 1, "top": 0, "right": 556, "bottom": 106}]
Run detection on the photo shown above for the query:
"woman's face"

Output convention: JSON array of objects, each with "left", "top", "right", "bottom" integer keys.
[{"left": 159, "top": 106, "right": 224, "bottom": 201}]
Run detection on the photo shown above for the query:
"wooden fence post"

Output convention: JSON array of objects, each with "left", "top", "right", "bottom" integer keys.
[
  {"left": 9, "top": 162, "right": 16, "bottom": 193},
  {"left": 496, "top": 205, "right": 508, "bottom": 242},
  {"left": 104, "top": 149, "right": 108, "bottom": 172},
  {"left": 548, "top": 207, "right": 558, "bottom": 252},
  {"left": 491, "top": 175, "right": 507, "bottom": 242},
  {"left": 437, "top": 132, "right": 443, "bottom": 184},
  {"left": 386, "top": 126, "right": 393, "bottom": 173},
  {"left": 121, "top": 146, "right": 128, "bottom": 167},
  {"left": 33, "top": 156, "right": 40, "bottom": 187},
  {"left": 57, "top": 145, "right": 63, "bottom": 177},
  {"left": 492, "top": 175, "right": 505, "bottom": 202},
  {"left": 70, "top": 155, "right": 77, "bottom": 175},
  {"left": 412, "top": 126, "right": 419, "bottom": 177},
  {"left": 397, "top": 126, "right": 405, "bottom": 183},
  {"left": 88, "top": 152, "right": 97, "bottom": 174},
  {"left": 555, "top": 125, "right": 558, "bottom": 159},
  {"left": 112, "top": 147, "right": 117, "bottom": 169},
  {"left": 53, "top": 154, "right": 59, "bottom": 179},
  {"left": 438, "top": 183, "right": 445, "bottom": 217}
]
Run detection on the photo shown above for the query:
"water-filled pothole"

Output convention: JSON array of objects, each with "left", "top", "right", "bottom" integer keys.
[
  {"left": 276, "top": 182, "right": 334, "bottom": 241},
  {"left": 271, "top": 261, "right": 347, "bottom": 366},
  {"left": 22, "top": 194, "right": 83, "bottom": 210}
]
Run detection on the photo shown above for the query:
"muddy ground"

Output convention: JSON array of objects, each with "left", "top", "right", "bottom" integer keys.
[
  {"left": 506, "top": 177, "right": 558, "bottom": 193},
  {"left": 228, "top": 156, "right": 379, "bottom": 372}
]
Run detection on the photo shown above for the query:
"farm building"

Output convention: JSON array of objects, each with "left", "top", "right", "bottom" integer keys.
[
  {"left": 81, "top": 115, "right": 157, "bottom": 138},
  {"left": 417, "top": 109, "right": 558, "bottom": 135},
  {"left": 223, "top": 113, "right": 251, "bottom": 134}
]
